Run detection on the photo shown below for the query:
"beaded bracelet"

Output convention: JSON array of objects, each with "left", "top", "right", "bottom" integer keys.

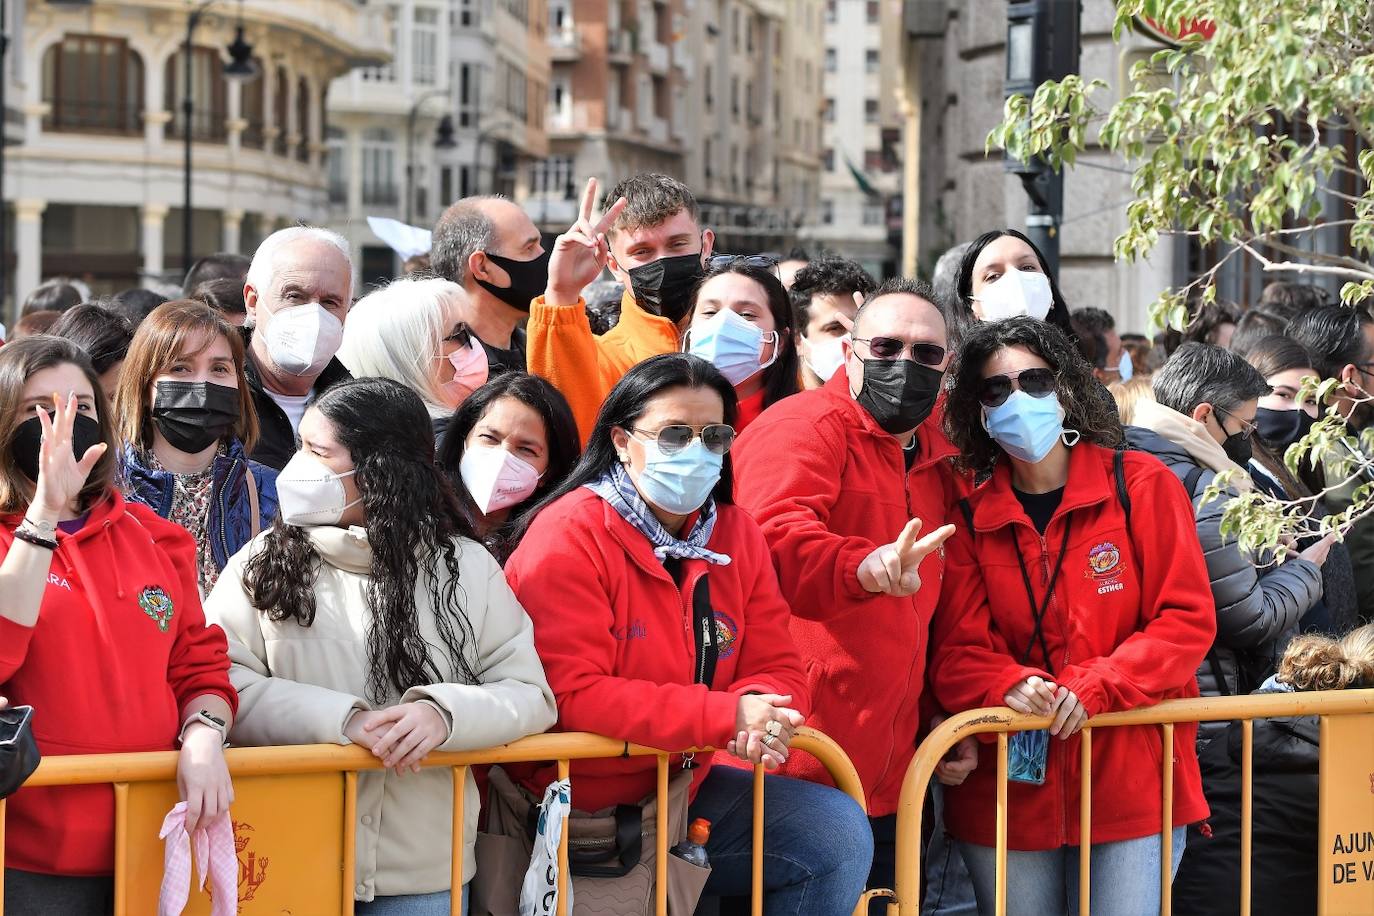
[{"left": 12, "top": 527, "right": 58, "bottom": 551}]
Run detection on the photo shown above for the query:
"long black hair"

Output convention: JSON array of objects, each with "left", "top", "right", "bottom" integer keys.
[
  {"left": 242, "top": 377, "right": 482, "bottom": 702},
  {"left": 512, "top": 354, "right": 738, "bottom": 544},
  {"left": 945, "top": 316, "right": 1122, "bottom": 477},
  {"left": 688, "top": 262, "right": 801, "bottom": 409},
  {"left": 436, "top": 372, "right": 581, "bottom": 554},
  {"left": 953, "top": 229, "right": 1075, "bottom": 346}
]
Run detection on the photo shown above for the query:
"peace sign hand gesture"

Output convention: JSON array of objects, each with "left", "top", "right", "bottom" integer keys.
[
  {"left": 857, "top": 518, "right": 956, "bottom": 597},
  {"left": 31, "top": 393, "right": 106, "bottom": 517},
  {"left": 545, "top": 178, "right": 629, "bottom": 308}
]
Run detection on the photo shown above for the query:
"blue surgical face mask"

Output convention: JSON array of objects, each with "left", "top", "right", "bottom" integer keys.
[
  {"left": 632, "top": 438, "right": 724, "bottom": 515},
  {"left": 983, "top": 389, "right": 1069, "bottom": 464},
  {"left": 1119, "top": 349, "right": 1134, "bottom": 382},
  {"left": 685, "top": 308, "right": 778, "bottom": 387}
]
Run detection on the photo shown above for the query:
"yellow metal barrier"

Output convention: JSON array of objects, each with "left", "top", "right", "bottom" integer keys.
[
  {"left": 1, "top": 727, "right": 867, "bottom": 916},
  {"left": 891, "top": 689, "right": 1374, "bottom": 916}
]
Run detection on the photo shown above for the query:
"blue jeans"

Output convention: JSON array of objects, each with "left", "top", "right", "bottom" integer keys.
[
  {"left": 922, "top": 785, "right": 978, "bottom": 916},
  {"left": 355, "top": 884, "right": 469, "bottom": 916},
  {"left": 689, "top": 765, "right": 873, "bottom": 916},
  {"left": 960, "top": 827, "right": 1187, "bottom": 916}
]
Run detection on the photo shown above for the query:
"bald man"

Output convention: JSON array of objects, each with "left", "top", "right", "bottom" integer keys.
[{"left": 431, "top": 196, "right": 550, "bottom": 374}]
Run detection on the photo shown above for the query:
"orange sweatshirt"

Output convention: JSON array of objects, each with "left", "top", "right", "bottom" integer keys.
[{"left": 526, "top": 290, "right": 681, "bottom": 442}]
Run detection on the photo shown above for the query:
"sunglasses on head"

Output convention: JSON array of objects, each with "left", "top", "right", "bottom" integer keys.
[
  {"left": 707, "top": 254, "right": 780, "bottom": 274},
  {"left": 977, "top": 367, "right": 1059, "bottom": 407},
  {"left": 630, "top": 423, "right": 736, "bottom": 456},
  {"left": 852, "top": 336, "right": 947, "bottom": 367}
]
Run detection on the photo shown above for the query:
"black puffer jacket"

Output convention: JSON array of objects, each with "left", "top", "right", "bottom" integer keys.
[
  {"left": 1123, "top": 427, "right": 1323, "bottom": 740},
  {"left": 1172, "top": 684, "right": 1318, "bottom": 916}
]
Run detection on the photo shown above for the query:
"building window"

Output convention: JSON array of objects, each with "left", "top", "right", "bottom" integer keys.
[
  {"left": 826, "top": 0, "right": 836, "bottom": 22},
  {"left": 164, "top": 47, "right": 228, "bottom": 142},
  {"left": 296, "top": 77, "right": 311, "bottom": 162},
  {"left": 732, "top": 8, "right": 740, "bottom": 52},
  {"left": 440, "top": 165, "right": 454, "bottom": 207},
  {"left": 865, "top": 98, "right": 879, "bottom": 123},
  {"left": 704, "top": 65, "right": 713, "bottom": 108},
  {"left": 731, "top": 76, "right": 739, "bottom": 118},
  {"left": 326, "top": 126, "right": 347, "bottom": 203},
  {"left": 822, "top": 147, "right": 834, "bottom": 171},
  {"left": 458, "top": 63, "right": 478, "bottom": 128},
  {"left": 866, "top": 49, "right": 879, "bottom": 73},
  {"left": 457, "top": 0, "right": 478, "bottom": 27},
  {"left": 240, "top": 67, "right": 265, "bottom": 149},
  {"left": 531, "top": 155, "right": 575, "bottom": 197},
  {"left": 821, "top": 199, "right": 834, "bottom": 224},
  {"left": 867, "top": 1, "right": 879, "bottom": 23},
  {"left": 823, "top": 98, "right": 834, "bottom": 122},
  {"left": 362, "top": 5, "right": 398, "bottom": 81},
  {"left": 863, "top": 202, "right": 882, "bottom": 226},
  {"left": 43, "top": 34, "right": 146, "bottom": 136},
  {"left": 361, "top": 127, "right": 398, "bottom": 206},
  {"left": 550, "top": 76, "right": 571, "bottom": 129},
  {"left": 865, "top": 149, "right": 883, "bottom": 171},
  {"left": 825, "top": 47, "right": 836, "bottom": 72},
  {"left": 273, "top": 67, "right": 291, "bottom": 156},
  {"left": 412, "top": 6, "right": 441, "bottom": 85}
]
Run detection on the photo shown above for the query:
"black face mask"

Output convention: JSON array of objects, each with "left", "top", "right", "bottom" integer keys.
[
  {"left": 12, "top": 413, "right": 104, "bottom": 484},
  {"left": 854, "top": 359, "right": 944, "bottom": 434},
  {"left": 152, "top": 381, "right": 241, "bottom": 454},
  {"left": 476, "top": 249, "right": 551, "bottom": 313},
  {"left": 625, "top": 253, "right": 705, "bottom": 323},
  {"left": 1221, "top": 430, "right": 1253, "bottom": 466},
  {"left": 1255, "top": 406, "right": 1316, "bottom": 450}
]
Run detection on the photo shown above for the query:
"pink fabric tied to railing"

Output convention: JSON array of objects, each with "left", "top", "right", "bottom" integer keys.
[{"left": 157, "top": 802, "right": 238, "bottom": 916}]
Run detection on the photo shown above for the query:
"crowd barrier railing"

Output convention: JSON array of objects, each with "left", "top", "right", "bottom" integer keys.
[
  {"left": 0, "top": 727, "right": 868, "bottom": 916},
  {"left": 890, "top": 689, "right": 1374, "bottom": 916}
]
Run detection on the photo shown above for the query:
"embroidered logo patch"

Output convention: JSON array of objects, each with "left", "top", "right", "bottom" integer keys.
[
  {"left": 714, "top": 611, "right": 739, "bottom": 659},
  {"left": 138, "top": 585, "right": 175, "bottom": 632},
  {"left": 1087, "top": 542, "right": 1126, "bottom": 594}
]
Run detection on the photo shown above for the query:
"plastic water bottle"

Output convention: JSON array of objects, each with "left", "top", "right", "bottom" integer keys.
[{"left": 671, "top": 818, "right": 711, "bottom": 868}]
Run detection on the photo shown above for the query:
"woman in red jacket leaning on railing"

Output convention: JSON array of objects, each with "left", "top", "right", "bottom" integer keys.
[
  {"left": 930, "top": 317, "right": 1215, "bottom": 916},
  {"left": 505, "top": 353, "right": 873, "bottom": 914},
  {"left": 0, "top": 336, "right": 236, "bottom": 915}
]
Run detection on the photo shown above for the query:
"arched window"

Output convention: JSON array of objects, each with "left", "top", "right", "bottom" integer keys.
[
  {"left": 164, "top": 46, "right": 228, "bottom": 141},
  {"left": 296, "top": 77, "right": 310, "bottom": 163},
  {"left": 273, "top": 66, "right": 290, "bottom": 157},
  {"left": 42, "top": 34, "right": 144, "bottom": 135},
  {"left": 240, "top": 61, "right": 265, "bottom": 149}
]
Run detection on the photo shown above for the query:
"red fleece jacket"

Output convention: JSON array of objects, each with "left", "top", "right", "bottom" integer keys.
[
  {"left": 505, "top": 489, "right": 809, "bottom": 813},
  {"left": 929, "top": 443, "right": 1214, "bottom": 849},
  {"left": 0, "top": 492, "right": 237, "bottom": 876},
  {"left": 731, "top": 372, "right": 968, "bottom": 814}
]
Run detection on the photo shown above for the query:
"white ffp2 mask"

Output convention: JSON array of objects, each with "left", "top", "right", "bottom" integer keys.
[
  {"left": 973, "top": 271, "right": 1053, "bottom": 322},
  {"left": 264, "top": 303, "right": 345, "bottom": 377},
  {"left": 277, "top": 451, "right": 361, "bottom": 526},
  {"left": 459, "top": 444, "right": 542, "bottom": 515}
]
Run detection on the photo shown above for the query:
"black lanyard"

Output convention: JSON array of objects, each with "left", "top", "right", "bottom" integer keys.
[{"left": 1011, "top": 517, "right": 1073, "bottom": 673}]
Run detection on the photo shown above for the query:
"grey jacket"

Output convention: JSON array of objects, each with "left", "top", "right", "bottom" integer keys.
[{"left": 1123, "top": 428, "right": 1323, "bottom": 738}]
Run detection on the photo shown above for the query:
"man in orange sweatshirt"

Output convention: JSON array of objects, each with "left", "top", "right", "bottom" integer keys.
[{"left": 527, "top": 173, "right": 715, "bottom": 441}]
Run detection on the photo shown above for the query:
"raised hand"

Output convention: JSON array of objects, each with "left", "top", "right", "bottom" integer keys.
[
  {"left": 32, "top": 393, "right": 106, "bottom": 516},
  {"left": 545, "top": 177, "right": 629, "bottom": 307},
  {"left": 856, "top": 518, "right": 957, "bottom": 597}
]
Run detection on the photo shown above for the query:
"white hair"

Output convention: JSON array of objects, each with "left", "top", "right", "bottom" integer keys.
[
  {"left": 336, "top": 277, "right": 465, "bottom": 414},
  {"left": 245, "top": 225, "right": 353, "bottom": 304}
]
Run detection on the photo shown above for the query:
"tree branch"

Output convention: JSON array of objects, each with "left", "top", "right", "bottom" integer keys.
[{"left": 1235, "top": 239, "right": 1374, "bottom": 281}]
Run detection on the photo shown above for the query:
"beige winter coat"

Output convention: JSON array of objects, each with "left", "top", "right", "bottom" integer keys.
[{"left": 204, "top": 525, "right": 557, "bottom": 901}]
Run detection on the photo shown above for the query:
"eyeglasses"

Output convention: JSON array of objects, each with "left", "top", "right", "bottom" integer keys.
[
  {"left": 1213, "top": 405, "right": 1257, "bottom": 440},
  {"left": 976, "top": 367, "right": 1059, "bottom": 407},
  {"left": 707, "top": 254, "right": 780, "bottom": 274},
  {"left": 442, "top": 325, "right": 474, "bottom": 348},
  {"left": 630, "top": 423, "right": 736, "bottom": 456},
  {"left": 852, "top": 336, "right": 947, "bottom": 367}
]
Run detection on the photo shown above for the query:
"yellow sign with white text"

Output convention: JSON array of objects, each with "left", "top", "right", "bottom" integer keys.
[{"left": 1319, "top": 714, "right": 1374, "bottom": 915}]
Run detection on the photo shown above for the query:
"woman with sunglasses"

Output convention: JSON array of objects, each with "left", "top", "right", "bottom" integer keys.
[
  {"left": 684, "top": 258, "right": 801, "bottom": 431},
  {"left": 953, "top": 229, "right": 1076, "bottom": 345},
  {"left": 337, "top": 277, "right": 489, "bottom": 445},
  {"left": 931, "top": 317, "right": 1216, "bottom": 915},
  {"left": 505, "top": 353, "right": 872, "bottom": 914},
  {"left": 435, "top": 372, "right": 580, "bottom": 563}
]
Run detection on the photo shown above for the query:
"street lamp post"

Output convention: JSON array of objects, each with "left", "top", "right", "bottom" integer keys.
[
  {"left": 182, "top": 1, "right": 256, "bottom": 278},
  {"left": 405, "top": 90, "right": 456, "bottom": 226}
]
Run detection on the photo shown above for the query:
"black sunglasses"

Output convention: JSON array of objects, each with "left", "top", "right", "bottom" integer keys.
[
  {"left": 852, "top": 336, "right": 947, "bottom": 367},
  {"left": 977, "top": 367, "right": 1059, "bottom": 407},
  {"left": 631, "top": 424, "right": 736, "bottom": 456},
  {"left": 443, "top": 324, "right": 474, "bottom": 348},
  {"left": 707, "top": 254, "right": 780, "bottom": 274}
]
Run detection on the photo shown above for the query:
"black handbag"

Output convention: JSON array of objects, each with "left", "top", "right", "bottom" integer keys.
[{"left": 0, "top": 705, "right": 39, "bottom": 798}]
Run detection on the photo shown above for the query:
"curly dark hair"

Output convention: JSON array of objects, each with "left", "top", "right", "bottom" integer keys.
[
  {"left": 242, "top": 377, "right": 482, "bottom": 702},
  {"left": 788, "top": 256, "right": 876, "bottom": 331},
  {"left": 945, "top": 317, "right": 1122, "bottom": 477}
]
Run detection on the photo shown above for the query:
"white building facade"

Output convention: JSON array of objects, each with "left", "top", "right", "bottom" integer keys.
[{"left": 5, "top": 0, "right": 388, "bottom": 310}]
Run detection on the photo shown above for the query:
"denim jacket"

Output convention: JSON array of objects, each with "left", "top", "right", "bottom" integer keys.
[{"left": 122, "top": 438, "right": 280, "bottom": 570}]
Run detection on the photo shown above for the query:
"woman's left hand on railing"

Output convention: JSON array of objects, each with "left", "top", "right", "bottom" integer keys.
[
  {"left": 177, "top": 726, "right": 234, "bottom": 834},
  {"left": 364, "top": 702, "right": 449, "bottom": 775},
  {"left": 728, "top": 694, "right": 806, "bottom": 770},
  {"left": 1049, "top": 686, "right": 1089, "bottom": 739}
]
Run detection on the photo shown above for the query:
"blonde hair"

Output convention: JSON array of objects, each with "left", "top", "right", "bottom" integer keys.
[
  {"left": 1278, "top": 625, "right": 1374, "bottom": 692},
  {"left": 336, "top": 277, "right": 465, "bottom": 412},
  {"left": 1108, "top": 374, "right": 1154, "bottom": 425}
]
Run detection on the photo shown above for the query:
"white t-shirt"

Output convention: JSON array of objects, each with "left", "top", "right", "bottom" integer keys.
[{"left": 268, "top": 390, "right": 311, "bottom": 435}]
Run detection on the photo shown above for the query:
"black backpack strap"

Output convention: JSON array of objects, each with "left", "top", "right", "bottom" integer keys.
[
  {"left": 1184, "top": 465, "right": 1206, "bottom": 501},
  {"left": 957, "top": 498, "right": 974, "bottom": 532},
  {"left": 1113, "top": 449, "right": 1131, "bottom": 522}
]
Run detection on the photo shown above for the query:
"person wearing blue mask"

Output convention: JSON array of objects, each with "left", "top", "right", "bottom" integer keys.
[
  {"left": 504, "top": 353, "right": 873, "bottom": 914},
  {"left": 684, "top": 260, "right": 801, "bottom": 431},
  {"left": 932, "top": 316, "right": 1216, "bottom": 916},
  {"left": 1072, "top": 307, "right": 1134, "bottom": 384}
]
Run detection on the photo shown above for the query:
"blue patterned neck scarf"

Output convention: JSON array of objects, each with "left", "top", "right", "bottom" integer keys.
[{"left": 585, "top": 463, "right": 732, "bottom": 566}]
